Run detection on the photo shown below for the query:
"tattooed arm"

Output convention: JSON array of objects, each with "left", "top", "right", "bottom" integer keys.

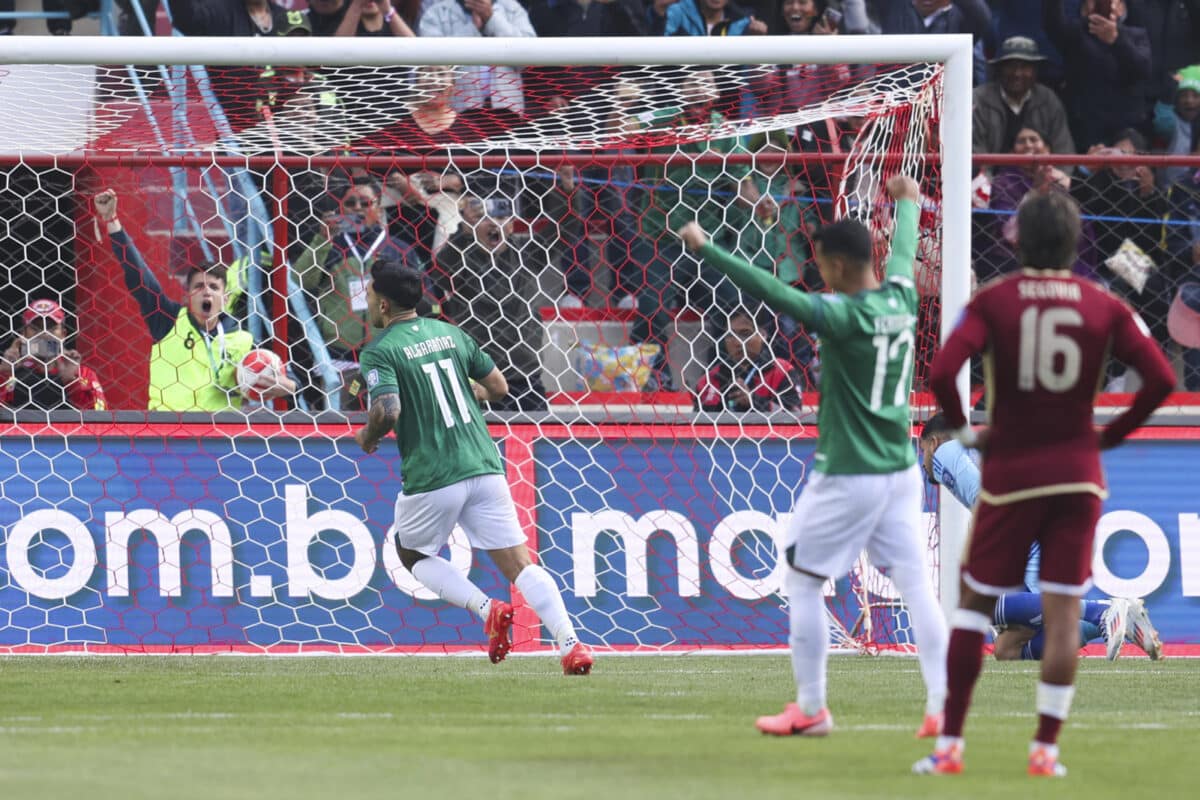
[{"left": 355, "top": 392, "right": 401, "bottom": 454}]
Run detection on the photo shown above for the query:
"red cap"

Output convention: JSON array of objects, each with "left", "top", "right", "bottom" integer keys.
[{"left": 22, "top": 298, "right": 66, "bottom": 326}]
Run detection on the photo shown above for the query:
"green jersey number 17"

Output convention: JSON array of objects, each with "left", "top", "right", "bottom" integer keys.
[{"left": 869, "top": 328, "right": 915, "bottom": 410}]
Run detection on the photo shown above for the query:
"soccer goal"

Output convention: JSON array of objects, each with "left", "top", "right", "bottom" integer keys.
[{"left": 0, "top": 34, "right": 971, "bottom": 654}]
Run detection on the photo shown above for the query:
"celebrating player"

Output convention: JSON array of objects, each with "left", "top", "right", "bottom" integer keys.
[
  {"left": 678, "top": 175, "right": 948, "bottom": 738},
  {"left": 916, "top": 191, "right": 1175, "bottom": 777},
  {"left": 353, "top": 257, "right": 593, "bottom": 674},
  {"left": 919, "top": 414, "right": 1163, "bottom": 662}
]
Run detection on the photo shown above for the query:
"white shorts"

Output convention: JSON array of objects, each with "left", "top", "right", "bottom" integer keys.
[
  {"left": 783, "top": 464, "right": 925, "bottom": 580},
  {"left": 391, "top": 473, "right": 527, "bottom": 556}
]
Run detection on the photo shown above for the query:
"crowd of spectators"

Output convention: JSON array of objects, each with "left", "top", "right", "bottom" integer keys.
[{"left": 4, "top": 0, "right": 1200, "bottom": 415}]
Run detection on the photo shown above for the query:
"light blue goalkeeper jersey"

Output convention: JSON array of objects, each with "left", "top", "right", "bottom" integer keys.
[{"left": 932, "top": 439, "right": 1040, "bottom": 591}]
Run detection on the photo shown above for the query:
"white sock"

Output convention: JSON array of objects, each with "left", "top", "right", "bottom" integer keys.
[
  {"left": 1036, "top": 681, "right": 1075, "bottom": 721},
  {"left": 785, "top": 569, "right": 829, "bottom": 716},
  {"left": 515, "top": 564, "right": 578, "bottom": 653},
  {"left": 411, "top": 556, "right": 491, "bottom": 621},
  {"left": 937, "top": 735, "right": 964, "bottom": 752},
  {"left": 891, "top": 564, "right": 949, "bottom": 715}
]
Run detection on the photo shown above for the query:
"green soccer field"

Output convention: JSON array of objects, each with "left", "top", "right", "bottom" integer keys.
[{"left": 0, "top": 655, "right": 1194, "bottom": 799}]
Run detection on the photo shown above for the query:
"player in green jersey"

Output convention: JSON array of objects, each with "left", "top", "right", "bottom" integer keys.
[
  {"left": 354, "top": 258, "right": 593, "bottom": 674},
  {"left": 678, "top": 175, "right": 947, "bottom": 736}
]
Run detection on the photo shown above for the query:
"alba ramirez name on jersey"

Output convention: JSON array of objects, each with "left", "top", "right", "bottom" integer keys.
[
  {"left": 697, "top": 199, "right": 923, "bottom": 474},
  {"left": 358, "top": 317, "right": 504, "bottom": 495}
]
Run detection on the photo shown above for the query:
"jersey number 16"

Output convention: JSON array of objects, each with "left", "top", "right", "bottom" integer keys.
[{"left": 1018, "top": 307, "right": 1084, "bottom": 393}]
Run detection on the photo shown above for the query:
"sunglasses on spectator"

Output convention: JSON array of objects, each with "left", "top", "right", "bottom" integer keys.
[{"left": 344, "top": 195, "right": 378, "bottom": 209}]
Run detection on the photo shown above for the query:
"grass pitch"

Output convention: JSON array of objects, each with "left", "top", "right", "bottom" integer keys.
[{"left": 0, "top": 654, "right": 1194, "bottom": 799}]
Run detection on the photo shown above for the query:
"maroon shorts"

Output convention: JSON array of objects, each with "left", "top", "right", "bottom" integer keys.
[{"left": 962, "top": 492, "right": 1103, "bottom": 597}]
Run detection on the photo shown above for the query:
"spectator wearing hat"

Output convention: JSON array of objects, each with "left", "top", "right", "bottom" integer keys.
[
  {"left": 1, "top": 299, "right": 107, "bottom": 411},
  {"left": 1168, "top": 279, "right": 1200, "bottom": 389},
  {"left": 1043, "top": 0, "right": 1152, "bottom": 151},
  {"left": 1136, "top": 0, "right": 1200, "bottom": 109},
  {"left": 1153, "top": 64, "right": 1200, "bottom": 187},
  {"left": 972, "top": 36, "right": 1075, "bottom": 158}
]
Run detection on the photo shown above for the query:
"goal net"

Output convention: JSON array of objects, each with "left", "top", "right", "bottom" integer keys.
[{"left": 0, "top": 36, "right": 971, "bottom": 654}]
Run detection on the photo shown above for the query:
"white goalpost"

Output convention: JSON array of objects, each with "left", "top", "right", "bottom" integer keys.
[{"left": 0, "top": 34, "right": 971, "bottom": 654}]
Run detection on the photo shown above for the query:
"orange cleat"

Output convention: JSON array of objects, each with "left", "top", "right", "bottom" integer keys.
[
  {"left": 1028, "top": 745, "right": 1067, "bottom": 777},
  {"left": 755, "top": 703, "right": 833, "bottom": 737},
  {"left": 484, "top": 600, "right": 514, "bottom": 664},
  {"left": 561, "top": 642, "right": 594, "bottom": 675},
  {"left": 912, "top": 742, "right": 965, "bottom": 775},
  {"left": 915, "top": 712, "right": 944, "bottom": 739}
]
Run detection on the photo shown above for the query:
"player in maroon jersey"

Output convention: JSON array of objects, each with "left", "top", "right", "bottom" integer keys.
[{"left": 914, "top": 190, "right": 1176, "bottom": 778}]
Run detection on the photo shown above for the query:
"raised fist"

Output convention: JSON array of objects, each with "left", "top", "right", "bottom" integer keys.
[
  {"left": 94, "top": 189, "right": 118, "bottom": 221},
  {"left": 886, "top": 174, "right": 920, "bottom": 202}
]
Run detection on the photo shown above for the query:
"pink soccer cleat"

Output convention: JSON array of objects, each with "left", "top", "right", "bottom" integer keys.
[
  {"left": 915, "top": 712, "right": 943, "bottom": 739},
  {"left": 755, "top": 703, "right": 833, "bottom": 737},
  {"left": 484, "top": 600, "right": 514, "bottom": 664},
  {"left": 561, "top": 642, "right": 594, "bottom": 675},
  {"left": 1028, "top": 745, "right": 1068, "bottom": 777}
]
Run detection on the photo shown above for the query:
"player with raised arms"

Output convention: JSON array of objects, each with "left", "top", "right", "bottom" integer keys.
[
  {"left": 916, "top": 190, "right": 1175, "bottom": 777},
  {"left": 353, "top": 257, "right": 593, "bottom": 674},
  {"left": 678, "top": 175, "right": 948, "bottom": 738},
  {"left": 919, "top": 413, "right": 1162, "bottom": 662}
]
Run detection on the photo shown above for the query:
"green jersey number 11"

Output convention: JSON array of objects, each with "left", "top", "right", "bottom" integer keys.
[
  {"left": 422, "top": 358, "right": 473, "bottom": 427},
  {"left": 869, "top": 329, "right": 915, "bottom": 411}
]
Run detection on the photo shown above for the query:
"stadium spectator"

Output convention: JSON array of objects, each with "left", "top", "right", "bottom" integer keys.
[
  {"left": 986, "top": 0, "right": 1066, "bottom": 88},
  {"left": 1153, "top": 64, "right": 1200, "bottom": 186},
  {"left": 94, "top": 190, "right": 296, "bottom": 411},
  {"left": 1136, "top": 0, "right": 1200, "bottom": 107},
  {"left": 663, "top": 0, "right": 768, "bottom": 35},
  {"left": 633, "top": 69, "right": 767, "bottom": 372},
  {"left": 295, "top": 180, "right": 425, "bottom": 362},
  {"left": 695, "top": 309, "right": 802, "bottom": 412},
  {"left": 1073, "top": 128, "right": 1176, "bottom": 387},
  {"left": 417, "top": 0, "right": 536, "bottom": 115},
  {"left": 114, "top": 0, "right": 163, "bottom": 35},
  {"left": 434, "top": 207, "right": 547, "bottom": 412},
  {"left": 526, "top": 0, "right": 646, "bottom": 35},
  {"left": 0, "top": 1, "right": 73, "bottom": 35},
  {"left": 0, "top": 299, "right": 106, "bottom": 411},
  {"left": 874, "top": 0, "right": 992, "bottom": 82},
  {"left": 753, "top": 0, "right": 854, "bottom": 116},
  {"left": 972, "top": 36, "right": 1075, "bottom": 158},
  {"left": 645, "top": 0, "right": 679, "bottom": 33},
  {"left": 719, "top": 140, "right": 821, "bottom": 386},
  {"left": 363, "top": 65, "right": 525, "bottom": 263},
  {"left": 546, "top": 87, "right": 647, "bottom": 310},
  {"left": 973, "top": 126, "right": 1098, "bottom": 284},
  {"left": 306, "top": 0, "right": 349, "bottom": 35},
  {"left": 172, "top": 0, "right": 293, "bottom": 36},
  {"left": 335, "top": 0, "right": 415, "bottom": 36},
  {"left": 1042, "top": 0, "right": 1152, "bottom": 151}
]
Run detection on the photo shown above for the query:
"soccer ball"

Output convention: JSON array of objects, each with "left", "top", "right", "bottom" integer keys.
[{"left": 237, "top": 348, "right": 284, "bottom": 401}]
